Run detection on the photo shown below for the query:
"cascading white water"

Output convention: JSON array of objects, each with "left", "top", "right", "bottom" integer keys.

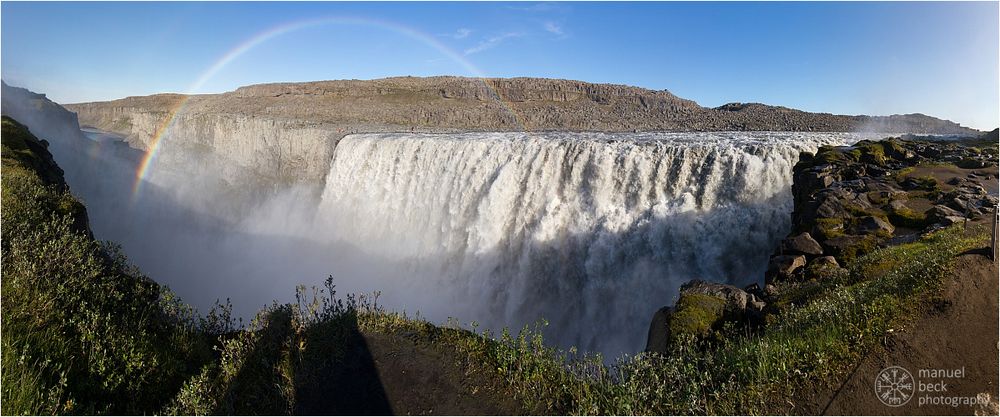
[{"left": 315, "top": 131, "right": 861, "bottom": 357}]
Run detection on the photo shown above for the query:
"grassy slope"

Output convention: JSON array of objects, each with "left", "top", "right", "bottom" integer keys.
[
  {"left": 1, "top": 116, "right": 218, "bottom": 414},
  {"left": 1, "top": 115, "right": 991, "bottom": 415}
]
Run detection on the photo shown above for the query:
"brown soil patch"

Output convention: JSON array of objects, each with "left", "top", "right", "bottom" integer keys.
[
  {"left": 361, "top": 332, "right": 525, "bottom": 415},
  {"left": 792, "top": 252, "right": 999, "bottom": 415}
]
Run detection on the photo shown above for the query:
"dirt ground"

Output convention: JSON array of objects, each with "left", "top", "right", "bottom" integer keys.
[
  {"left": 359, "top": 332, "right": 525, "bottom": 415},
  {"left": 291, "top": 324, "right": 525, "bottom": 415},
  {"left": 792, "top": 252, "right": 999, "bottom": 415}
]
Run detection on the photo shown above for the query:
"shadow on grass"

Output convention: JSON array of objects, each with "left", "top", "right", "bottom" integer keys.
[{"left": 293, "top": 311, "right": 392, "bottom": 415}]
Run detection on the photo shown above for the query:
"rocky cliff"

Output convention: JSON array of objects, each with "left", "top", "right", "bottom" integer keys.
[
  {"left": 1, "top": 81, "right": 91, "bottom": 152},
  {"left": 646, "top": 132, "right": 999, "bottom": 352},
  {"left": 64, "top": 76, "right": 982, "bottom": 183}
]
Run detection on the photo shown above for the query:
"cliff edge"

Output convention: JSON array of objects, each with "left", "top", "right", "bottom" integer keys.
[{"left": 61, "top": 76, "right": 983, "bottom": 183}]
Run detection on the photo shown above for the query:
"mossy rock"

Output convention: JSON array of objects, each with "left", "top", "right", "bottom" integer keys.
[
  {"left": 882, "top": 139, "right": 909, "bottom": 160},
  {"left": 668, "top": 293, "right": 726, "bottom": 340},
  {"left": 956, "top": 157, "right": 990, "bottom": 169},
  {"left": 838, "top": 231, "right": 891, "bottom": 264},
  {"left": 854, "top": 141, "right": 887, "bottom": 165},
  {"left": 888, "top": 207, "right": 930, "bottom": 230},
  {"left": 814, "top": 217, "right": 846, "bottom": 240},
  {"left": 801, "top": 146, "right": 850, "bottom": 168}
]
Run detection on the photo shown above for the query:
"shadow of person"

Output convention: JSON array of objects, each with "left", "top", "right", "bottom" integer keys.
[{"left": 293, "top": 311, "right": 393, "bottom": 415}]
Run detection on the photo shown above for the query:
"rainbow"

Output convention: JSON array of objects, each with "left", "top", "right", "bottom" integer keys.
[{"left": 132, "top": 16, "right": 527, "bottom": 200}]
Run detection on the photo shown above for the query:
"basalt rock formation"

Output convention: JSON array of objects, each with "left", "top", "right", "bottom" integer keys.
[
  {"left": 646, "top": 132, "right": 999, "bottom": 352},
  {"left": 64, "top": 76, "right": 981, "bottom": 183}
]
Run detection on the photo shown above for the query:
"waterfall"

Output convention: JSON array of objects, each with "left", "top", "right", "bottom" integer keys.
[{"left": 316, "top": 131, "right": 858, "bottom": 356}]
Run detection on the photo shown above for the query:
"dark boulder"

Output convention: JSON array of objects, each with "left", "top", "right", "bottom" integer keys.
[
  {"left": 781, "top": 232, "right": 824, "bottom": 256},
  {"left": 766, "top": 255, "right": 807, "bottom": 283},
  {"left": 820, "top": 235, "right": 866, "bottom": 259},
  {"left": 645, "top": 280, "right": 766, "bottom": 353},
  {"left": 645, "top": 306, "right": 672, "bottom": 354},
  {"left": 852, "top": 216, "right": 895, "bottom": 235},
  {"left": 927, "top": 205, "right": 965, "bottom": 225}
]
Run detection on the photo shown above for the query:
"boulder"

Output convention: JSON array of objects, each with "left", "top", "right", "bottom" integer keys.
[
  {"left": 766, "top": 255, "right": 807, "bottom": 283},
  {"left": 938, "top": 216, "right": 967, "bottom": 226},
  {"left": 644, "top": 306, "right": 672, "bottom": 354},
  {"left": 809, "top": 255, "right": 840, "bottom": 269},
  {"left": 805, "top": 255, "right": 844, "bottom": 279},
  {"left": 927, "top": 205, "right": 964, "bottom": 224},
  {"left": 645, "top": 280, "right": 766, "bottom": 353},
  {"left": 781, "top": 232, "right": 824, "bottom": 256},
  {"left": 946, "top": 177, "right": 965, "bottom": 186},
  {"left": 814, "top": 188, "right": 872, "bottom": 219},
  {"left": 852, "top": 216, "right": 894, "bottom": 235},
  {"left": 680, "top": 280, "right": 752, "bottom": 315},
  {"left": 820, "top": 235, "right": 866, "bottom": 259},
  {"left": 888, "top": 199, "right": 909, "bottom": 212},
  {"left": 643, "top": 293, "right": 725, "bottom": 353}
]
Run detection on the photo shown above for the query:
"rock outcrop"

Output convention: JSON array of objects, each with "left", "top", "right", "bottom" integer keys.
[
  {"left": 645, "top": 280, "right": 765, "bottom": 353},
  {"left": 63, "top": 76, "right": 981, "bottom": 184},
  {"left": 646, "top": 133, "right": 999, "bottom": 352}
]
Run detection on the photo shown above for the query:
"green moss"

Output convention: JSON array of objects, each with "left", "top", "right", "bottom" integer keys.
[
  {"left": 914, "top": 175, "right": 939, "bottom": 191},
  {"left": 893, "top": 167, "right": 915, "bottom": 182},
  {"left": 888, "top": 207, "right": 930, "bottom": 230},
  {"left": 837, "top": 231, "right": 891, "bottom": 264},
  {"left": 883, "top": 139, "right": 907, "bottom": 160},
  {"left": 668, "top": 293, "right": 726, "bottom": 340},
  {"left": 815, "top": 218, "right": 845, "bottom": 239},
  {"left": 814, "top": 146, "right": 846, "bottom": 164},
  {"left": 799, "top": 145, "right": 854, "bottom": 169},
  {"left": 804, "top": 262, "right": 843, "bottom": 282},
  {"left": 854, "top": 141, "right": 886, "bottom": 165}
]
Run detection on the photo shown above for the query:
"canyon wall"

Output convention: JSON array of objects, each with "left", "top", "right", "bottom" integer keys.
[{"left": 65, "top": 76, "right": 982, "bottom": 184}]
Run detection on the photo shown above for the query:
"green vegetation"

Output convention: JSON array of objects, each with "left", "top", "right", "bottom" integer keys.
[
  {"left": 911, "top": 175, "right": 940, "bottom": 191},
  {"left": 1, "top": 116, "right": 991, "bottom": 415},
  {"left": 852, "top": 141, "right": 886, "bottom": 165},
  {"left": 835, "top": 230, "right": 891, "bottom": 264},
  {"left": 814, "top": 217, "right": 845, "bottom": 239},
  {"left": 1, "top": 116, "right": 217, "bottom": 414},
  {"left": 888, "top": 206, "right": 931, "bottom": 230}
]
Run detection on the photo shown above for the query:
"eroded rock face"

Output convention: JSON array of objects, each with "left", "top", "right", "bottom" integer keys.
[
  {"left": 648, "top": 134, "right": 997, "bottom": 356},
  {"left": 64, "top": 77, "right": 980, "bottom": 185}
]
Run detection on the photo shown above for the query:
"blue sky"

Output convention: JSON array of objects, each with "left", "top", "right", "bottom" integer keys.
[{"left": 2, "top": 2, "right": 998, "bottom": 130}]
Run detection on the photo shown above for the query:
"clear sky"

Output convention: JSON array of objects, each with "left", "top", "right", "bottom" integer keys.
[{"left": 2, "top": 1, "right": 998, "bottom": 130}]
